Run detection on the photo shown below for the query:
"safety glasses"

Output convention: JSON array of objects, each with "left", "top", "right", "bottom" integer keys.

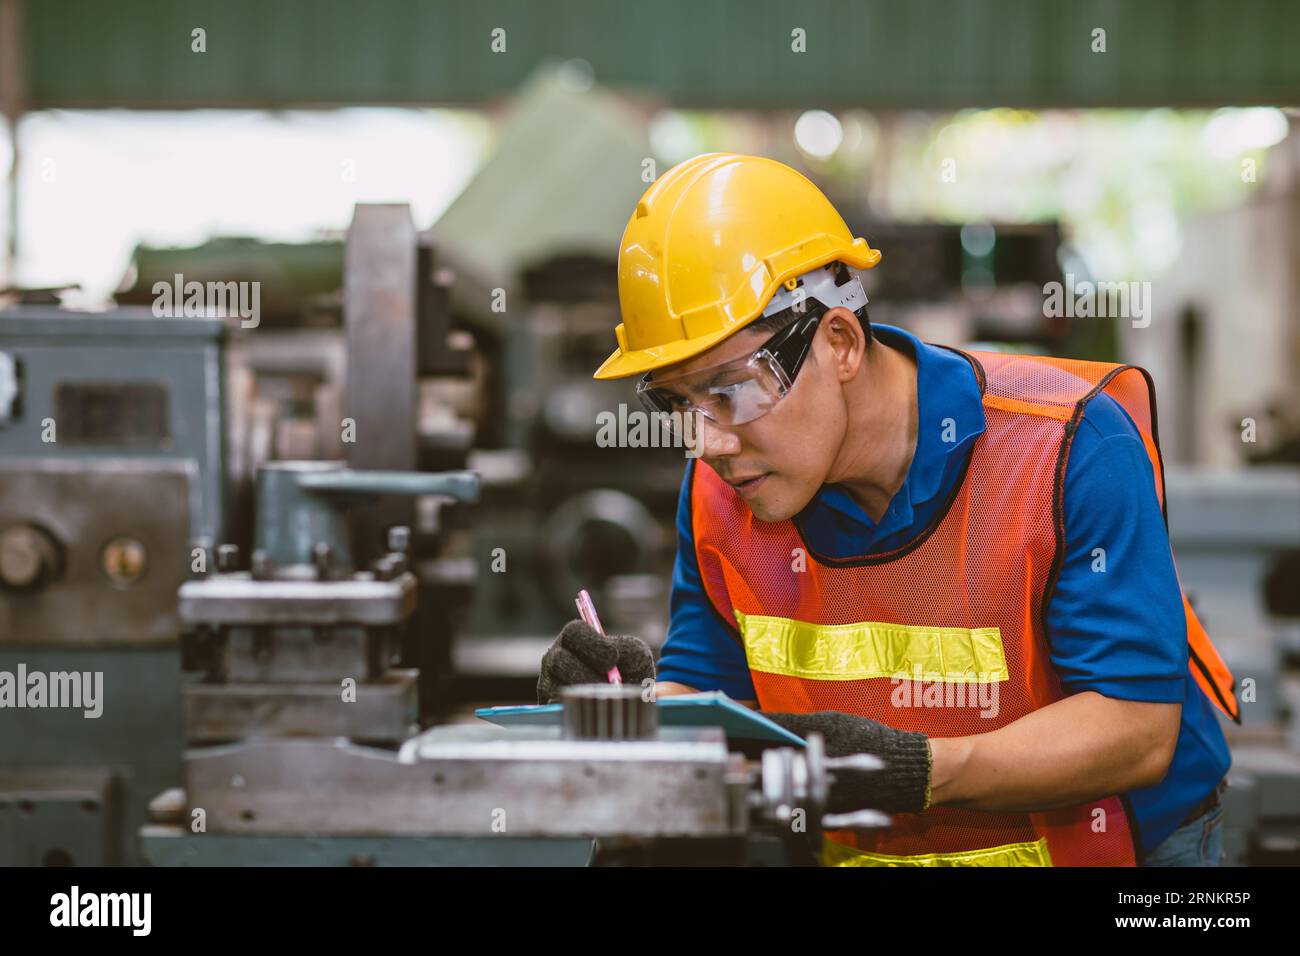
[{"left": 635, "top": 310, "right": 824, "bottom": 428}]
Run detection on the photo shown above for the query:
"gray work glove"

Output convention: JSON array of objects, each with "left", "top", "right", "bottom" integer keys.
[
  {"left": 764, "top": 711, "right": 933, "bottom": 814},
  {"left": 537, "top": 619, "right": 656, "bottom": 705}
]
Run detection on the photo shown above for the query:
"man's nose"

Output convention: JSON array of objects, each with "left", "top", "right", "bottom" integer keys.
[{"left": 697, "top": 416, "right": 742, "bottom": 459}]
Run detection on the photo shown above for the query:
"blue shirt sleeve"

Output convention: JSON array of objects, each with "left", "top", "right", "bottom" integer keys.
[
  {"left": 1045, "top": 394, "right": 1187, "bottom": 702},
  {"left": 654, "top": 459, "right": 758, "bottom": 700}
]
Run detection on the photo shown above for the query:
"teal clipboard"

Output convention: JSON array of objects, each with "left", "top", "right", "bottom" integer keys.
[{"left": 475, "top": 691, "right": 804, "bottom": 747}]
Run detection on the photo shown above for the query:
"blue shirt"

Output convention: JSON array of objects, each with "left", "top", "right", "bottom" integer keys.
[{"left": 657, "top": 323, "right": 1232, "bottom": 859}]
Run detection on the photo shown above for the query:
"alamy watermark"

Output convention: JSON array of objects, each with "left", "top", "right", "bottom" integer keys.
[
  {"left": 890, "top": 665, "right": 1000, "bottom": 718},
  {"left": 50, "top": 886, "right": 150, "bottom": 936},
  {"left": 1043, "top": 274, "right": 1151, "bottom": 329},
  {"left": 0, "top": 664, "right": 103, "bottom": 718},
  {"left": 152, "top": 273, "right": 260, "bottom": 328},
  {"left": 596, "top": 404, "right": 703, "bottom": 458}
]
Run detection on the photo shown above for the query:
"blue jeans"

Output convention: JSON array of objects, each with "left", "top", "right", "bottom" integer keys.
[{"left": 1141, "top": 803, "right": 1225, "bottom": 866}]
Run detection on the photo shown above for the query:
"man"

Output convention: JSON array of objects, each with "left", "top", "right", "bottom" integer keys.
[{"left": 538, "top": 153, "right": 1238, "bottom": 867}]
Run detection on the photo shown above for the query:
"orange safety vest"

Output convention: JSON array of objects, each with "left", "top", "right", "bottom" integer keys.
[{"left": 692, "top": 348, "right": 1240, "bottom": 867}]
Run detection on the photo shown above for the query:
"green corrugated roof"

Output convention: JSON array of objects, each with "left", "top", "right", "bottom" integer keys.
[{"left": 20, "top": 0, "right": 1300, "bottom": 109}]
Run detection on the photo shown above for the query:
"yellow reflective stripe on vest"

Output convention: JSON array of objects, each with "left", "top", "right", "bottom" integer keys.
[
  {"left": 822, "top": 836, "right": 1053, "bottom": 867},
  {"left": 734, "top": 611, "right": 1009, "bottom": 683}
]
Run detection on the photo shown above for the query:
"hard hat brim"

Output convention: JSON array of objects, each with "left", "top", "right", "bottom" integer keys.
[{"left": 592, "top": 320, "right": 746, "bottom": 380}]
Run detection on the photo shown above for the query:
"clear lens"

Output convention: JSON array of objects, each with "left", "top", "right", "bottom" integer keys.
[
  {"left": 696, "top": 370, "right": 777, "bottom": 424},
  {"left": 637, "top": 351, "right": 790, "bottom": 429}
]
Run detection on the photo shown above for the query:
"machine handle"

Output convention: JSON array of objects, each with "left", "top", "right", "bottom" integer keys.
[{"left": 298, "top": 469, "right": 480, "bottom": 503}]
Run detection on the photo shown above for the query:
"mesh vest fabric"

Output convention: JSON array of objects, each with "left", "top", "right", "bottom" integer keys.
[{"left": 691, "top": 348, "right": 1239, "bottom": 867}]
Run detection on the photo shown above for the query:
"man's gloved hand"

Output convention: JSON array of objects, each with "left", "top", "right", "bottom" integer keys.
[
  {"left": 536, "top": 619, "right": 656, "bottom": 704},
  {"left": 764, "top": 711, "right": 933, "bottom": 814}
]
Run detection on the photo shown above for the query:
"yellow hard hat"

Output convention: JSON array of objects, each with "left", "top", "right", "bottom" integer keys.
[{"left": 594, "top": 153, "right": 881, "bottom": 380}]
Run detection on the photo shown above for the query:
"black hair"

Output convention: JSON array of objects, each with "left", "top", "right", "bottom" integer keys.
[{"left": 746, "top": 260, "right": 872, "bottom": 344}]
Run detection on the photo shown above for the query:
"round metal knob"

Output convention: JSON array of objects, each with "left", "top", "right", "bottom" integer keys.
[{"left": 0, "top": 524, "right": 61, "bottom": 591}]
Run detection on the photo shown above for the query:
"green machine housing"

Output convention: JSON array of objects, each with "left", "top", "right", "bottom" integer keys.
[{"left": 0, "top": 307, "right": 227, "bottom": 866}]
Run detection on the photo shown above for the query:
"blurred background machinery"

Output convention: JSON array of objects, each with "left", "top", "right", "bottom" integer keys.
[{"left": 0, "top": 0, "right": 1298, "bottom": 865}]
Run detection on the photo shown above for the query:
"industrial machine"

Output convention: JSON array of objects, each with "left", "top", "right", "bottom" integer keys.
[
  {"left": 0, "top": 309, "right": 226, "bottom": 866},
  {"left": 176, "top": 461, "right": 480, "bottom": 751},
  {"left": 144, "top": 674, "right": 888, "bottom": 867},
  {"left": 0, "top": 202, "right": 479, "bottom": 865},
  {"left": 136, "top": 458, "right": 886, "bottom": 866}
]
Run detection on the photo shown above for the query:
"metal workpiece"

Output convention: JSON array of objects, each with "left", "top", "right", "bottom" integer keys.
[
  {"left": 179, "top": 571, "right": 417, "bottom": 627},
  {"left": 184, "top": 726, "right": 744, "bottom": 838},
  {"left": 560, "top": 683, "right": 658, "bottom": 740},
  {"left": 183, "top": 670, "right": 419, "bottom": 743},
  {"left": 253, "top": 460, "right": 480, "bottom": 571},
  {"left": 0, "top": 458, "right": 194, "bottom": 647}
]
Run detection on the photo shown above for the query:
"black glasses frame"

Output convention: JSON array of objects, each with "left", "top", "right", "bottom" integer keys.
[{"left": 761, "top": 307, "right": 826, "bottom": 386}]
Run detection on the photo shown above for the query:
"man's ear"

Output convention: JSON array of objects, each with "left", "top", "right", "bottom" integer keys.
[{"left": 821, "top": 307, "right": 867, "bottom": 383}]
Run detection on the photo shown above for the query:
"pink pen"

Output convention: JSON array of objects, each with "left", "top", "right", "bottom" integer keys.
[{"left": 575, "top": 588, "right": 622, "bottom": 685}]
